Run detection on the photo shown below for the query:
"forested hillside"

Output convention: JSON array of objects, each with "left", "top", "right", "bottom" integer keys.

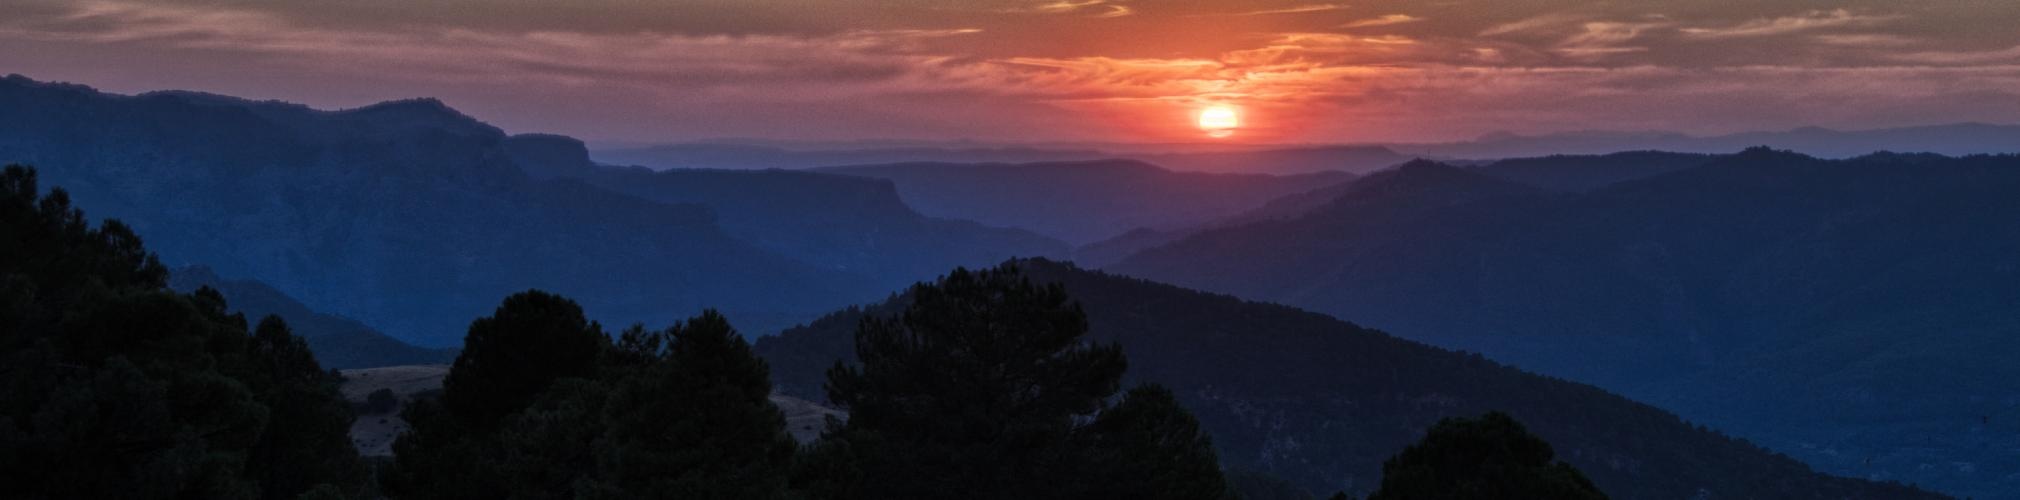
[
  {"left": 755, "top": 259, "right": 1938, "bottom": 499},
  {"left": 1109, "top": 149, "right": 2020, "bottom": 496}
]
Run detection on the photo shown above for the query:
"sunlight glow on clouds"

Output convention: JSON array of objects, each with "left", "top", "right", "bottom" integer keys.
[{"left": 2, "top": 0, "right": 2018, "bottom": 143}]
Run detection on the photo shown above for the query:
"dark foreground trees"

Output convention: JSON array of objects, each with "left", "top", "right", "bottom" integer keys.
[
  {"left": 390, "top": 265, "right": 1236, "bottom": 500},
  {"left": 1369, "top": 412, "right": 1607, "bottom": 500},
  {"left": 385, "top": 297, "right": 797, "bottom": 499},
  {"left": 807, "top": 265, "right": 1232, "bottom": 500},
  {"left": 0, "top": 165, "right": 366, "bottom": 499},
  {"left": 0, "top": 163, "right": 1613, "bottom": 499}
]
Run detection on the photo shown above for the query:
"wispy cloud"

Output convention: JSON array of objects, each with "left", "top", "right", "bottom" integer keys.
[
  {"left": 5, "top": 0, "right": 2018, "bottom": 143},
  {"left": 1030, "top": 0, "right": 1104, "bottom": 14},
  {"left": 1887, "top": 45, "right": 2020, "bottom": 65},
  {"left": 1681, "top": 9, "right": 1897, "bottom": 39},
  {"left": 1811, "top": 34, "right": 1917, "bottom": 47},
  {"left": 1480, "top": 12, "right": 1588, "bottom": 37},
  {"left": 1341, "top": 14, "right": 1424, "bottom": 29},
  {"left": 1016, "top": 0, "right": 1130, "bottom": 17},
  {"left": 1093, "top": 5, "right": 1133, "bottom": 18},
  {"left": 0, "top": 1, "right": 989, "bottom": 94},
  {"left": 1235, "top": 4, "right": 1347, "bottom": 16},
  {"left": 1554, "top": 21, "right": 1667, "bottom": 60}
]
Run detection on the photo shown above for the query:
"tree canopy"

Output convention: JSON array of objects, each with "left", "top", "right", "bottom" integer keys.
[
  {"left": 1369, "top": 412, "right": 1607, "bottom": 500},
  {"left": 388, "top": 301, "right": 797, "bottom": 499},
  {"left": 0, "top": 165, "right": 366, "bottom": 499},
  {"left": 810, "top": 264, "right": 1229, "bottom": 500}
]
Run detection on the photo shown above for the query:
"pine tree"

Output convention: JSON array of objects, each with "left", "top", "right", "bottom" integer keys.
[
  {"left": 387, "top": 290, "right": 608, "bottom": 499},
  {"left": 440, "top": 290, "right": 607, "bottom": 428},
  {"left": 243, "top": 316, "right": 370, "bottom": 499},
  {"left": 1368, "top": 412, "right": 1606, "bottom": 500},
  {"left": 1, "top": 165, "right": 361, "bottom": 499},
  {"left": 818, "top": 264, "right": 1128, "bottom": 499},
  {"left": 593, "top": 310, "right": 797, "bottom": 498},
  {"left": 1080, "top": 384, "right": 1231, "bottom": 500}
]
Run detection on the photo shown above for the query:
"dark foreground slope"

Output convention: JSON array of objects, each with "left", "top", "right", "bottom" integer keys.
[
  {"left": 754, "top": 259, "right": 1937, "bottom": 499},
  {"left": 0, "top": 75, "right": 880, "bottom": 346},
  {"left": 1109, "top": 149, "right": 2020, "bottom": 497}
]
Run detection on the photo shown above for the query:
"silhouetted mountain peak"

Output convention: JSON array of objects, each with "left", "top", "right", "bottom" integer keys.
[
  {"left": 829, "top": 158, "right": 1172, "bottom": 175},
  {"left": 1, "top": 73, "right": 94, "bottom": 94},
  {"left": 1734, "top": 145, "right": 1807, "bottom": 159},
  {"left": 1394, "top": 157, "right": 1455, "bottom": 171},
  {"left": 1352, "top": 159, "right": 1529, "bottom": 196},
  {"left": 504, "top": 133, "right": 596, "bottom": 179},
  {"left": 338, "top": 97, "right": 500, "bottom": 137},
  {"left": 1849, "top": 151, "right": 1954, "bottom": 165}
]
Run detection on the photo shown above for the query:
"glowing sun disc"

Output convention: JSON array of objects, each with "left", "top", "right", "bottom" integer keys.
[{"left": 1197, "top": 106, "right": 1239, "bottom": 137}]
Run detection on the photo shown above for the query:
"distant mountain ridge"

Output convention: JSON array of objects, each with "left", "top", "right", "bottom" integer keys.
[
  {"left": 755, "top": 259, "right": 1939, "bottom": 499},
  {"left": 168, "top": 267, "right": 455, "bottom": 369},
  {"left": 595, "top": 122, "right": 2020, "bottom": 177},
  {"left": 817, "top": 160, "right": 1355, "bottom": 244},
  {"left": 593, "top": 143, "right": 1109, "bottom": 171},
  {"left": 505, "top": 133, "right": 1070, "bottom": 279},
  {"left": 1107, "top": 148, "right": 2020, "bottom": 497},
  {"left": 0, "top": 74, "right": 886, "bottom": 346},
  {"left": 1399, "top": 123, "right": 2020, "bottom": 160},
  {"left": 597, "top": 142, "right": 1413, "bottom": 176}
]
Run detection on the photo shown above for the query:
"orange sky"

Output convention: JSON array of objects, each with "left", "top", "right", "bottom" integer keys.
[{"left": 3, "top": 0, "right": 2019, "bottom": 144}]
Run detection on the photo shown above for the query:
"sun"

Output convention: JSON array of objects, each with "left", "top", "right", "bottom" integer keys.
[{"left": 1197, "top": 105, "right": 1239, "bottom": 138}]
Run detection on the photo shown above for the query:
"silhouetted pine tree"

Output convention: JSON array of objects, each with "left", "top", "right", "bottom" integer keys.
[
  {"left": 441, "top": 291, "right": 607, "bottom": 428},
  {"left": 1080, "top": 384, "right": 1231, "bottom": 500},
  {"left": 243, "top": 316, "right": 370, "bottom": 499},
  {"left": 816, "top": 264, "right": 1219, "bottom": 500},
  {"left": 386, "top": 291, "right": 608, "bottom": 500},
  {"left": 592, "top": 310, "right": 797, "bottom": 498},
  {"left": 0, "top": 165, "right": 363, "bottom": 499},
  {"left": 1368, "top": 412, "right": 1606, "bottom": 500},
  {"left": 390, "top": 297, "right": 803, "bottom": 499}
]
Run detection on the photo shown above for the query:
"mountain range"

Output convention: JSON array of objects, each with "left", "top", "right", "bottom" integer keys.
[
  {"left": 1403, "top": 123, "right": 2020, "bottom": 160},
  {"left": 593, "top": 122, "right": 2020, "bottom": 177},
  {"left": 755, "top": 259, "right": 1938, "bottom": 499},
  {"left": 815, "top": 160, "right": 1354, "bottom": 244},
  {"left": 0, "top": 75, "right": 875, "bottom": 345},
  {"left": 6, "top": 72, "right": 2005, "bottom": 497},
  {"left": 1105, "top": 148, "right": 2020, "bottom": 497},
  {"left": 167, "top": 266, "right": 454, "bottom": 370},
  {"left": 507, "top": 133, "right": 1071, "bottom": 280}
]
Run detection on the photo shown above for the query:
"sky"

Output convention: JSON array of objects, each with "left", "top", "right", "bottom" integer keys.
[{"left": 3, "top": 0, "right": 2019, "bottom": 145}]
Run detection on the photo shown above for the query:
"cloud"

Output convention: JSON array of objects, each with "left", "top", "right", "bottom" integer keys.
[
  {"left": 1235, "top": 4, "right": 1347, "bottom": 16},
  {"left": 1017, "top": 0, "right": 1130, "bottom": 17},
  {"left": 1341, "top": 14, "right": 1424, "bottom": 29},
  {"left": 1554, "top": 21, "right": 1667, "bottom": 60},
  {"left": 1030, "top": 1, "right": 1104, "bottom": 14},
  {"left": 1093, "top": 5, "right": 1133, "bottom": 18},
  {"left": 1480, "top": 12, "right": 1588, "bottom": 37},
  {"left": 1811, "top": 34, "right": 1917, "bottom": 47},
  {"left": 0, "top": 1, "right": 992, "bottom": 96},
  {"left": 5, "top": 0, "right": 2019, "bottom": 143},
  {"left": 1887, "top": 45, "right": 2020, "bottom": 65},
  {"left": 1681, "top": 9, "right": 1898, "bottom": 39}
]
